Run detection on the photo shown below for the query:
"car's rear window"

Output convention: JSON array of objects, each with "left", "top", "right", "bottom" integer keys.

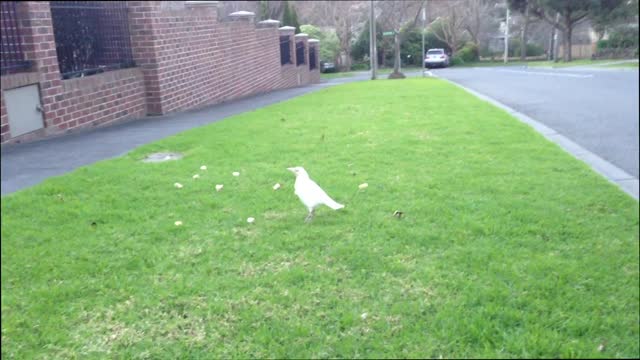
[{"left": 427, "top": 50, "right": 443, "bottom": 55}]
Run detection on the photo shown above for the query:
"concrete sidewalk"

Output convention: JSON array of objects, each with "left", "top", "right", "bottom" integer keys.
[{"left": 1, "top": 81, "right": 338, "bottom": 195}]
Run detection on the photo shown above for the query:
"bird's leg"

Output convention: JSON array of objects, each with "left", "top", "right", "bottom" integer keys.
[{"left": 305, "top": 208, "right": 315, "bottom": 222}]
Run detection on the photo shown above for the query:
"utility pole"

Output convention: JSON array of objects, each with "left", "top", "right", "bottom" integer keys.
[
  {"left": 370, "top": 0, "right": 377, "bottom": 80},
  {"left": 552, "top": 12, "right": 560, "bottom": 62},
  {"left": 503, "top": 4, "right": 510, "bottom": 63},
  {"left": 421, "top": 5, "right": 426, "bottom": 77}
]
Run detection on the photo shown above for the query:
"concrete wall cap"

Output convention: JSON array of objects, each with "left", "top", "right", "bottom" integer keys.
[
  {"left": 308, "top": 39, "right": 320, "bottom": 43},
  {"left": 229, "top": 11, "right": 255, "bottom": 17},
  {"left": 294, "top": 33, "right": 308, "bottom": 38},
  {"left": 185, "top": 1, "right": 219, "bottom": 6},
  {"left": 258, "top": 19, "right": 280, "bottom": 25},
  {"left": 279, "top": 26, "right": 296, "bottom": 31}
]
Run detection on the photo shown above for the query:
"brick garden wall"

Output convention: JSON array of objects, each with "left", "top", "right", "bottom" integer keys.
[
  {"left": 1, "top": 1, "right": 147, "bottom": 144},
  {"left": 0, "top": 1, "right": 320, "bottom": 144}
]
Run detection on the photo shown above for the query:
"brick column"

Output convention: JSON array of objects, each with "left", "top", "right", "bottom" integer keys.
[
  {"left": 294, "top": 33, "right": 309, "bottom": 85},
  {"left": 308, "top": 38, "right": 320, "bottom": 83},
  {"left": 128, "top": 1, "right": 221, "bottom": 115},
  {"left": 279, "top": 26, "right": 295, "bottom": 64},
  {"left": 127, "top": 1, "right": 163, "bottom": 115},
  {"left": 14, "top": 2, "right": 64, "bottom": 133}
]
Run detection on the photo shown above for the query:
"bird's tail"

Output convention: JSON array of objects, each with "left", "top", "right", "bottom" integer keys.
[{"left": 325, "top": 197, "right": 345, "bottom": 210}]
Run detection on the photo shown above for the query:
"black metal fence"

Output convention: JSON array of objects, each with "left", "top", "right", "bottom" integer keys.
[
  {"left": 1, "top": 1, "right": 31, "bottom": 75},
  {"left": 309, "top": 46, "right": 316, "bottom": 70},
  {"left": 296, "top": 41, "right": 305, "bottom": 66},
  {"left": 280, "top": 35, "right": 291, "bottom": 65},
  {"left": 50, "top": 1, "right": 134, "bottom": 79}
]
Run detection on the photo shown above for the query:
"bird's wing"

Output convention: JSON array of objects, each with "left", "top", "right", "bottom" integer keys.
[
  {"left": 296, "top": 178, "right": 329, "bottom": 202},
  {"left": 306, "top": 178, "right": 341, "bottom": 204}
]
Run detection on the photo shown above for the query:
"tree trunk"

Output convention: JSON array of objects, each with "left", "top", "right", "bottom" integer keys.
[
  {"left": 564, "top": 25, "right": 572, "bottom": 62},
  {"left": 548, "top": 27, "right": 554, "bottom": 60},
  {"left": 520, "top": 3, "right": 530, "bottom": 61},
  {"left": 393, "top": 33, "right": 400, "bottom": 73}
]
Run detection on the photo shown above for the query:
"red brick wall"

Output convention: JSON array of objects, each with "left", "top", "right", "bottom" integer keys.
[
  {"left": 53, "top": 69, "right": 146, "bottom": 132},
  {"left": 1, "top": 1, "right": 319, "bottom": 144},
  {"left": 1, "top": 1, "right": 146, "bottom": 144},
  {"left": 128, "top": 2, "right": 311, "bottom": 116}
]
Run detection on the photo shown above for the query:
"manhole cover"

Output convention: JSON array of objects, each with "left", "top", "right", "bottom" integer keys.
[{"left": 142, "top": 152, "right": 183, "bottom": 163}]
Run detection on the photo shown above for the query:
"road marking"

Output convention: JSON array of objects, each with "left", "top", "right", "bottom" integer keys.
[{"left": 487, "top": 68, "right": 594, "bottom": 78}]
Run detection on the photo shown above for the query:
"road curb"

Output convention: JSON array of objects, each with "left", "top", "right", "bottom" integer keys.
[{"left": 442, "top": 78, "right": 639, "bottom": 201}]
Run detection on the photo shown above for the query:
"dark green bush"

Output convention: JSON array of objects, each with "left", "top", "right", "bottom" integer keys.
[
  {"left": 351, "top": 62, "right": 370, "bottom": 71},
  {"left": 597, "top": 39, "right": 610, "bottom": 50},
  {"left": 451, "top": 56, "right": 464, "bottom": 66},
  {"left": 507, "top": 39, "right": 545, "bottom": 57},
  {"left": 457, "top": 43, "right": 479, "bottom": 62}
]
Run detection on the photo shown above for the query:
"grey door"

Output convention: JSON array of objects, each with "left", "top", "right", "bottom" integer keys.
[{"left": 5, "top": 84, "right": 44, "bottom": 137}]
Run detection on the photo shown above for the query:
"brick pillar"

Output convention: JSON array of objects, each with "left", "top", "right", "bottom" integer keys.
[
  {"left": 308, "top": 38, "right": 320, "bottom": 83},
  {"left": 294, "top": 33, "right": 309, "bottom": 64},
  {"left": 127, "top": 1, "right": 163, "bottom": 115},
  {"left": 128, "top": 1, "right": 221, "bottom": 115},
  {"left": 279, "top": 26, "right": 295, "bottom": 64},
  {"left": 294, "top": 33, "right": 309, "bottom": 85},
  {"left": 15, "top": 1, "right": 64, "bottom": 131}
]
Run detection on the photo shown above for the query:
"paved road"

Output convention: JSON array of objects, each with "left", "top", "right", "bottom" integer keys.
[{"left": 432, "top": 66, "right": 640, "bottom": 178}]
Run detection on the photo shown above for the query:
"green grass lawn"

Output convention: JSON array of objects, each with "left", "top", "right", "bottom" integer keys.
[
  {"left": 601, "top": 60, "right": 639, "bottom": 68},
  {"left": 320, "top": 66, "right": 424, "bottom": 80},
  {"left": 2, "top": 79, "right": 638, "bottom": 358},
  {"left": 320, "top": 71, "right": 358, "bottom": 80}
]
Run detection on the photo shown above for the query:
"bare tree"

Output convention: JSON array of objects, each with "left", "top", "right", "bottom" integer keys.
[
  {"left": 431, "top": 1, "right": 468, "bottom": 56},
  {"left": 462, "top": 0, "right": 494, "bottom": 47},
  {"left": 509, "top": 0, "right": 542, "bottom": 60},
  {"left": 377, "top": 0, "right": 424, "bottom": 77},
  {"left": 530, "top": 0, "right": 593, "bottom": 62},
  {"left": 335, "top": 1, "right": 354, "bottom": 70},
  {"left": 296, "top": 1, "right": 368, "bottom": 71}
]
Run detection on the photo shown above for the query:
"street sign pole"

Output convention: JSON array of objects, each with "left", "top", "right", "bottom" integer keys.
[
  {"left": 422, "top": 6, "right": 426, "bottom": 77},
  {"left": 370, "top": 0, "right": 377, "bottom": 80},
  {"left": 504, "top": 6, "right": 510, "bottom": 64}
]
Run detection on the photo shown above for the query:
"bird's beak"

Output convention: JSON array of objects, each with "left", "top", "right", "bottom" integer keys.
[{"left": 287, "top": 167, "right": 295, "bottom": 173}]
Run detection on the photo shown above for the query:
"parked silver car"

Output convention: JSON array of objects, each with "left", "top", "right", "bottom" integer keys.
[{"left": 425, "top": 48, "right": 450, "bottom": 68}]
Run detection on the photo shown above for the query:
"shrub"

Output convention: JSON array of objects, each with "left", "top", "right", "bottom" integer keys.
[
  {"left": 457, "top": 43, "right": 479, "bottom": 63},
  {"left": 351, "top": 62, "right": 369, "bottom": 71},
  {"left": 451, "top": 56, "right": 464, "bottom": 66},
  {"left": 508, "top": 39, "right": 545, "bottom": 57},
  {"left": 608, "top": 26, "right": 639, "bottom": 49},
  {"left": 597, "top": 39, "right": 610, "bottom": 50}
]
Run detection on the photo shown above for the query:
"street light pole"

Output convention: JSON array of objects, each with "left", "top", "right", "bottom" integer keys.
[
  {"left": 422, "top": 5, "right": 426, "bottom": 77},
  {"left": 370, "top": 0, "right": 377, "bottom": 80},
  {"left": 503, "top": 5, "right": 509, "bottom": 63}
]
